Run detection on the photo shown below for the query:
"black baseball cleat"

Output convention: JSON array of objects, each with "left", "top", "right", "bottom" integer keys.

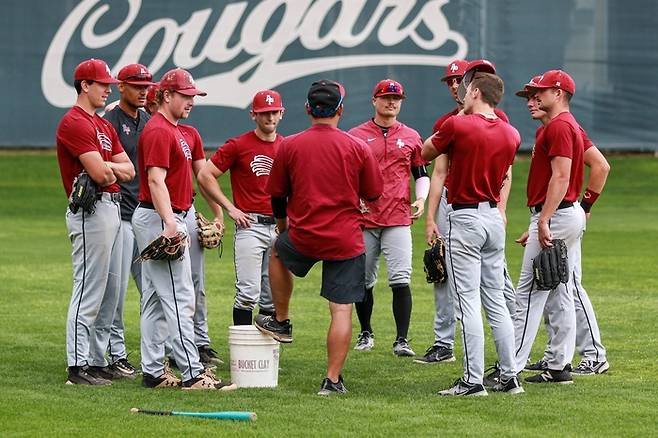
[
  {"left": 525, "top": 369, "right": 573, "bottom": 384},
  {"left": 109, "top": 358, "right": 138, "bottom": 380},
  {"left": 318, "top": 375, "right": 348, "bottom": 396},
  {"left": 439, "top": 378, "right": 488, "bottom": 397},
  {"left": 66, "top": 366, "right": 111, "bottom": 386},
  {"left": 572, "top": 359, "right": 610, "bottom": 375},
  {"left": 254, "top": 314, "right": 293, "bottom": 343},
  {"left": 524, "top": 358, "right": 548, "bottom": 372},
  {"left": 482, "top": 363, "right": 501, "bottom": 388},
  {"left": 198, "top": 345, "right": 224, "bottom": 366},
  {"left": 86, "top": 365, "right": 116, "bottom": 381},
  {"left": 142, "top": 371, "right": 182, "bottom": 389},
  {"left": 392, "top": 337, "right": 415, "bottom": 357},
  {"left": 413, "top": 345, "right": 455, "bottom": 364},
  {"left": 492, "top": 376, "right": 525, "bottom": 394}
]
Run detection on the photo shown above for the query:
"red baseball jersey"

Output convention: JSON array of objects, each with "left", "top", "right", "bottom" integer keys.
[
  {"left": 56, "top": 106, "right": 124, "bottom": 197},
  {"left": 348, "top": 120, "right": 424, "bottom": 228},
  {"left": 432, "top": 107, "right": 509, "bottom": 135},
  {"left": 210, "top": 131, "right": 283, "bottom": 215},
  {"left": 431, "top": 114, "right": 520, "bottom": 204},
  {"left": 137, "top": 113, "right": 201, "bottom": 211},
  {"left": 267, "top": 124, "right": 383, "bottom": 260},
  {"left": 526, "top": 112, "right": 585, "bottom": 206}
]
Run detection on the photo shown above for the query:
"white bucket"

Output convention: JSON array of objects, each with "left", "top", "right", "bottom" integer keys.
[{"left": 228, "top": 325, "right": 280, "bottom": 388}]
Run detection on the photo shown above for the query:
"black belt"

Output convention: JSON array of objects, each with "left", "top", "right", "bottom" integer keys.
[
  {"left": 138, "top": 202, "right": 186, "bottom": 215},
  {"left": 452, "top": 201, "right": 497, "bottom": 211},
  {"left": 98, "top": 192, "right": 122, "bottom": 202},
  {"left": 530, "top": 200, "right": 573, "bottom": 214},
  {"left": 255, "top": 214, "right": 276, "bottom": 225}
]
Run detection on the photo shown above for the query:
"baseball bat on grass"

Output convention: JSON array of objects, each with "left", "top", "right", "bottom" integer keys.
[{"left": 130, "top": 408, "right": 256, "bottom": 421}]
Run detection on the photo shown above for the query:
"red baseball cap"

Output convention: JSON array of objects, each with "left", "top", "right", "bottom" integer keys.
[
  {"left": 532, "top": 70, "right": 576, "bottom": 95},
  {"left": 158, "top": 68, "right": 207, "bottom": 96},
  {"left": 117, "top": 63, "right": 155, "bottom": 86},
  {"left": 457, "top": 59, "right": 497, "bottom": 103},
  {"left": 515, "top": 75, "right": 542, "bottom": 97},
  {"left": 441, "top": 59, "right": 468, "bottom": 81},
  {"left": 146, "top": 84, "right": 159, "bottom": 105},
  {"left": 373, "top": 79, "right": 406, "bottom": 99},
  {"left": 252, "top": 90, "right": 285, "bottom": 113},
  {"left": 73, "top": 58, "right": 120, "bottom": 84}
]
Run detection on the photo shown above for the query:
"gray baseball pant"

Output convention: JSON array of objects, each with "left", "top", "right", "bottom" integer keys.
[{"left": 364, "top": 226, "right": 412, "bottom": 289}]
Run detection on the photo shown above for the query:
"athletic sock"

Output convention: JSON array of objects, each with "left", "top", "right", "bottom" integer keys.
[
  {"left": 258, "top": 308, "right": 274, "bottom": 317},
  {"left": 233, "top": 308, "right": 253, "bottom": 325},
  {"left": 391, "top": 285, "right": 412, "bottom": 339},
  {"left": 355, "top": 287, "right": 374, "bottom": 333}
]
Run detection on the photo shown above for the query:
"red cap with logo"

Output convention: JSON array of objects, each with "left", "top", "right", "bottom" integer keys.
[
  {"left": 464, "top": 59, "right": 497, "bottom": 76},
  {"left": 117, "top": 63, "right": 155, "bottom": 86},
  {"left": 158, "top": 68, "right": 207, "bottom": 96},
  {"left": 252, "top": 90, "right": 285, "bottom": 113},
  {"left": 74, "top": 58, "right": 120, "bottom": 84},
  {"left": 146, "top": 84, "right": 159, "bottom": 104},
  {"left": 531, "top": 70, "right": 576, "bottom": 95},
  {"left": 515, "top": 75, "right": 542, "bottom": 97},
  {"left": 441, "top": 59, "right": 468, "bottom": 81},
  {"left": 372, "top": 79, "right": 406, "bottom": 99}
]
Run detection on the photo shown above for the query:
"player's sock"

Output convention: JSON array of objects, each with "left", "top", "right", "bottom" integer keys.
[
  {"left": 391, "top": 285, "right": 412, "bottom": 339},
  {"left": 258, "top": 308, "right": 274, "bottom": 317},
  {"left": 355, "top": 287, "right": 374, "bottom": 333},
  {"left": 233, "top": 308, "right": 253, "bottom": 325}
]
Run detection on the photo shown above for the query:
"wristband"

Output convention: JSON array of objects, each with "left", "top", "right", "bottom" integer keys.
[{"left": 580, "top": 188, "right": 600, "bottom": 213}]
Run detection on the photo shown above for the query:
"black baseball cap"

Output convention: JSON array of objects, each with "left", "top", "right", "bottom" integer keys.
[{"left": 306, "top": 80, "right": 345, "bottom": 118}]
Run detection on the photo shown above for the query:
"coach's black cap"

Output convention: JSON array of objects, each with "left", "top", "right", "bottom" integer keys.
[{"left": 306, "top": 80, "right": 345, "bottom": 118}]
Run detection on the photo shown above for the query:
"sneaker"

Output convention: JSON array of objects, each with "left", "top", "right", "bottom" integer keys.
[
  {"left": 254, "top": 314, "right": 293, "bottom": 343},
  {"left": 317, "top": 375, "right": 348, "bottom": 396},
  {"left": 482, "top": 364, "right": 501, "bottom": 388},
  {"left": 392, "top": 338, "right": 415, "bottom": 357},
  {"left": 66, "top": 366, "right": 112, "bottom": 386},
  {"left": 492, "top": 376, "right": 525, "bottom": 395},
  {"left": 572, "top": 359, "right": 610, "bottom": 376},
  {"left": 525, "top": 369, "right": 573, "bottom": 384},
  {"left": 182, "top": 371, "right": 237, "bottom": 391},
  {"left": 414, "top": 345, "right": 455, "bottom": 364},
  {"left": 109, "top": 358, "right": 138, "bottom": 380},
  {"left": 167, "top": 356, "right": 178, "bottom": 370},
  {"left": 198, "top": 346, "right": 224, "bottom": 366},
  {"left": 439, "top": 378, "right": 488, "bottom": 397},
  {"left": 354, "top": 331, "right": 375, "bottom": 351},
  {"left": 86, "top": 365, "right": 115, "bottom": 381},
  {"left": 142, "top": 371, "right": 182, "bottom": 388},
  {"left": 524, "top": 358, "right": 548, "bottom": 372}
]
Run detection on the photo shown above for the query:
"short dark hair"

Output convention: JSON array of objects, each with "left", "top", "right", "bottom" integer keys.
[
  {"left": 74, "top": 79, "right": 94, "bottom": 95},
  {"left": 470, "top": 72, "right": 503, "bottom": 106}
]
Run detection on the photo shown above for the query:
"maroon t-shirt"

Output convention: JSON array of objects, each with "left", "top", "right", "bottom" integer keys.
[
  {"left": 210, "top": 131, "right": 283, "bottom": 215},
  {"left": 137, "top": 113, "right": 199, "bottom": 211},
  {"left": 266, "top": 124, "right": 383, "bottom": 260},
  {"left": 56, "top": 106, "right": 124, "bottom": 197},
  {"left": 431, "top": 114, "right": 520, "bottom": 204},
  {"left": 526, "top": 112, "right": 585, "bottom": 206}
]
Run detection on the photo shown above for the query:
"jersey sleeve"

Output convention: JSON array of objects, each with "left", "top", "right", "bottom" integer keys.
[
  {"left": 358, "top": 140, "right": 384, "bottom": 201},
  {"left": 266, "top": 141, "right": 290, "bottom": 197},
  {"left": 410, "top": 131, "right": 426, "bottom": 167},
  {"left": 494, "top": 108, "right": 510, "bottom": 123},
  {"left": 56, "top": 117, "right": 100, "bottom": 157},
  {"left": 189, "top": 128, "right": 206, "bottom": 161},
  {"left": 430, "top": 116, "right": 456, "bottom": 155},
  {"left": 579, "top": 127, "right": 594, "bottom": 152},
  {"left": 209, "top": 139, "right": 238, "bottom": 173},
  {"left": 544, "top": 120, "right": 576, "bottom": 159},
  {"left": 141, "top": 128, "right": 172, "bottom": 169}
]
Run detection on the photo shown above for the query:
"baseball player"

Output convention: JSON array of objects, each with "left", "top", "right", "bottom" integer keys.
[
  {"left": 512, "top": 70, "right": 587, "bottom": 385},
  {"left": 144, "top": 85, "right": 159, "bottom": 115},
  {"left": 347, "top": 79, "right": 429, "bottom": 356},
  {"left": 98, "top": 63, "right": 154, "bottom": 380},
  {"left": 516, "top": 78, "right": 610, "bottom": 375},
  {"left": 417, "top": 60, "right": 517, "bottom": 365},
  {"left": 422, "top": 69, "right": 522, "bottom": 396},
  {"left": 132, "top": 68, "right": 234, "bottom": 390},
  {"left": 255, "top": 80, "right": 384, "bottom": 395},
  {"left": 56, "top": 58, "right": 135, "bottom": 385},
  {"left": 197, "top": 90, "right": 285, "bottom": 325}
]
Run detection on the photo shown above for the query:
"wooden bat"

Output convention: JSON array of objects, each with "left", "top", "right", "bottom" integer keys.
[{"left": 130, "top": 408, "right": 256, "bottom": 421}]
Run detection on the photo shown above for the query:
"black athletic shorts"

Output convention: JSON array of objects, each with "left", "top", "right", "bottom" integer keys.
[{"left": 275, "top": 230, "right": 366, "bottom": 304}]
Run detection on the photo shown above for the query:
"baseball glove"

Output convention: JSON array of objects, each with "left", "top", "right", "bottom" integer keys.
[
  {"left": 423, "top": 237, "right": 447, "bottom": 284},
  {"left": 137, "top": 232, "right": 188, "bottom": 262},
  {"left": 195, "top": 212, "right": 224, "bottom": 249},
  {"left": 68, "top": 171, "right": 100, "bottom": 214},
  {"left": 532, "top": 239, "right": 569, "bottom": 290}
]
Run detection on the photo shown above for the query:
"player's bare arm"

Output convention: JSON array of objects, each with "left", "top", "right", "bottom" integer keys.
[
  {"left": 582, "top": 146, "right": 610, "bottom": 219},
  {"left": 107, "top": 151, "right": 135, "bottom": 182},
  {"left": 424, "top": 154, "right": 448, "bottom": 244},
  {"left": 538, "top": 156, "right": 571, "bottom": 248},
  {"left": 146, "top": 166, "right": 178, "bottom": 237},
  {"left": 421, "top": 134, "right": 440, "bottom": 161},
  {"left": 197, "top": 160, "right": 255, "bottom": 229},
  {"left": 498, "top": 166, "right": 513, "bottom": 225},
  {"left": 79, "top": 150, "right": 117, "bottom": 186},
  {"left": 192, "top": 158, "right": 224, "bottom": 224}
]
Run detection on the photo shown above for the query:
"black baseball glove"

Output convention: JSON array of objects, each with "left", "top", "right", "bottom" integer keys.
[
  {"left": 532, "top": 239, "right": 569, "bottom": 290},
  {"left": 137, "top": 232, "right": 188, "bottom": 262},
  {"left": 423, "top": 237, "right": 447, "bottom": 284},
  {"left": 68, "top": 171, "right": 100, "bottom": 214}
]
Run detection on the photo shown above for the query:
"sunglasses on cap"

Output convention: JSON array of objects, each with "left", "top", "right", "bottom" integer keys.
[{"left": 446, "top": 77, "right": 462, "bottom": 87}]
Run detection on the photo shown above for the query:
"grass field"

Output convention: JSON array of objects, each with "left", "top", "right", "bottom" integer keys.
[{"left": 0, "top": 152, "right": 657, "bottom": 437}]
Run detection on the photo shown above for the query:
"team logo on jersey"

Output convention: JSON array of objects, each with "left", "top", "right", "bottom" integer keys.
[
  {"left": 179, "top": 137, "right": 192, "bottom": 160},
  {"left": 96, "top": 129, "right": 112, "bottom": 151},
  {"left": 250, "top": 154, "right": 274, "bottom": 176},
  {"left": 396, "top": 139, "right": 405, "bottom": 148},
  {"left": 122, "top": 123, "right": 131, "bottom": 135}
]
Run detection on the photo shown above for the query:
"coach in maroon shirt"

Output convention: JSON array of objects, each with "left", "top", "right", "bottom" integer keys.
[{"left": 255, "top": 80, "right": 383, "bottom": 396}]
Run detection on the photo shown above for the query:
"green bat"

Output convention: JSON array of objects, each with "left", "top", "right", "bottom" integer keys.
[{"left": 130, "top": 408, "right": 256, "bottom": 421}]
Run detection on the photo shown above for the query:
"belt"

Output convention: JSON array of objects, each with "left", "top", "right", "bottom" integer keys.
[
  {"left": 452, "top": 201, "right": 497, "bottom": 211},
  {"left": 530, "top": 200, "right": 574, "bottom": 214},
  {"left": 254, "top": 214, "right": 276, "bottom": 225},
  {"left": 138, "top": 201, "right": 186, "bottom": 215},
  {"left": 98, "top": 192, "right": 122, "bottom": 202}
]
